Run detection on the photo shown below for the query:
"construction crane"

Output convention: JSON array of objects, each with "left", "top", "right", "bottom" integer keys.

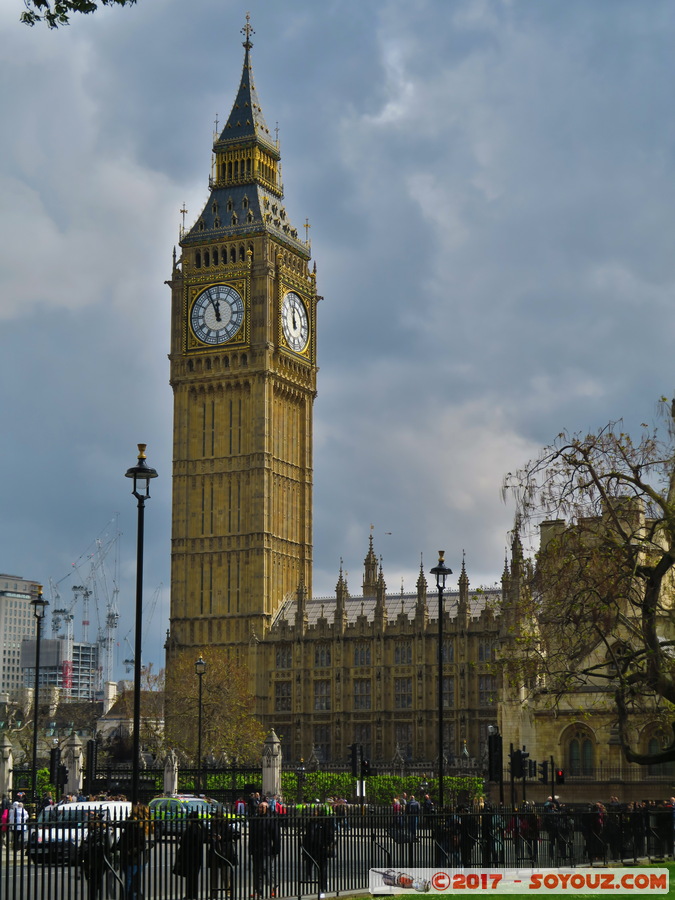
[
  {"left": 49, "top": 576, "right": 66, "bottom": 636},
  {"left": 72, "top": 585, "right": 91, "bottom": 643},
  {"left": 51, "top": 602, "right": 74, "bottom": 693},
  {"left": 120, "top": 583, "right": 162, "bottom": 677},
  {"left": 48, "top": 517, "right": 122, "bottom": 696},
  {"left": 122, "top": 635, "right": 136, "bottom": 674}
]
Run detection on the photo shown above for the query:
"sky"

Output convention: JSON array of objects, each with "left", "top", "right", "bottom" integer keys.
[{"left": 2, "top": 0, "right": 675, "bottom": 680}]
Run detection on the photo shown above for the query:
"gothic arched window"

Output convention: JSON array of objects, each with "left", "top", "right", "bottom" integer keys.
[
  {"left": 354, "top": 642, "right": 371, "bottom": 666},
  {"left": 394, "top": 640, "right": 412, "bottom": 665},
  {"left": 314, "top": 643, "right": 331, "bottom": 668},
  {"left": 566, "top": 726, "right": 595, "bottom": 776},
  {"left": 646, "top": 731, "right": 675, "bottom": 776}
]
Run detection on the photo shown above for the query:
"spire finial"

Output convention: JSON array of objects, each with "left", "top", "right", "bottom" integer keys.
[{"left": 242, "top": 12, "right": 254, "bottom": 50}]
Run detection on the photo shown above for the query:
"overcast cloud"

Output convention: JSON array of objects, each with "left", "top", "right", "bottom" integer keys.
[{"left": 2, "top": 0, "right": 675, "bottom": 676}]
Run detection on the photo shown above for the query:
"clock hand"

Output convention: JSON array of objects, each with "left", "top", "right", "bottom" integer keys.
[
  {"left": 212, "top": 298, "right": 221, "bottom": 322},
  {"left": 292, "top": 310, "right": 297, "bottom": 330}
]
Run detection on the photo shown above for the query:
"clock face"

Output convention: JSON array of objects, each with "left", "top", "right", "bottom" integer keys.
[
  {"left": 191, "top": 284, "right": 244, "bottom": 345},
  {"left": 281, "top": 291, "right": 309, "bottom": 352}
]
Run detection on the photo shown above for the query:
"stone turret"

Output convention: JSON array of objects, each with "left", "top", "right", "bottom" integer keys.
[
  {"left": 363, "top": 534, "right": 378, "bottom": 598},
  {"left": 374, "top": 560, "right": 387, "bottom": 628},
  {"left": 334, "top": 560, "right": 348, "bottom": 632},
  {"left": 295, "top": 579, "right": 308, "bottom": 635},
  {"left": 458, "top": 552, "right": 470, "bottom": 625},
  {"left": 415, "top": 556, "right": 428, "bottom": 627}
]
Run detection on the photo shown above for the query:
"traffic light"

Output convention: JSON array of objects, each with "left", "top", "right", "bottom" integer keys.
[
  {"left": 555, "top": 768, "right": 565, "bottom": 784},
  {"left": 520, "top": 748, "right": 530, "bottom": 778},
  {"left": 57, "top": 764, "right": 68, "bottom": 789},
  {"left": 538, "top": 760, "right": 549, "bottom": 784},
  {"left": 510, "top": 748, "right": 523, "bottom": 778},
  {"left": 487, "top": 731, "right": 503, "bottom": 782},
  {"left": 362, "top": 758, "right": 372, "bottom": 777},
  {"left": 49, "top": 746, "right": 61, "bottom": 786},
  {"left": 528, "top": 759, "right": 537, "bottom": 779}
]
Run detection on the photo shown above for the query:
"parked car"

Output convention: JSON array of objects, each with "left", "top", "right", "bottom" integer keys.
[
  {"left": 27, "top": 799, "right": 132, "bottom": 865},
  {"left": 148, "top": 795, "right": 223, "bottom": 837}
]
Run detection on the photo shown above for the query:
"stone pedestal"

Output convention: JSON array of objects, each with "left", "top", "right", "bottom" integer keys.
[{"left": 262, "top": 729, "right": 282, "bottom": 798}]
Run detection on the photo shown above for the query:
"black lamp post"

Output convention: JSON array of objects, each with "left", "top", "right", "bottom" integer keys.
[
  {"left": 125, "top": 443, "right": 158, "bottom": 805},
  {"left": 195, "top": 656, "right": 206, "bottom": 794},
  {"left": 430, "top": 551, "right": 452, "bottom": 809},
  {"left": 31, "top": 586, "right": 48, "bottom": 804}
]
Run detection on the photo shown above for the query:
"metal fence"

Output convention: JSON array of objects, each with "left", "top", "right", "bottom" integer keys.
[{"left": 2, "top": 805, "right": 673, "bottom": 900}]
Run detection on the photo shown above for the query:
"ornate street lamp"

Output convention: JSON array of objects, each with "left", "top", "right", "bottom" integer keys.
[
  {"left": 430, "top": 551, "right": 452, "bottom": 809},
  {"left": 195, "top": 656, "right": 206, "bottom": 794},
  {"left": 125, "top": 444, "right": 158, "bottom": 804},
  {"left": 31, "top": 586, "right": 48, "bottom": 804}
]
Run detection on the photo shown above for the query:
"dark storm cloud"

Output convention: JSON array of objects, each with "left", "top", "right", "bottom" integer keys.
[{"left": 2, "top": 0, "right": 675, "bottom": 673}]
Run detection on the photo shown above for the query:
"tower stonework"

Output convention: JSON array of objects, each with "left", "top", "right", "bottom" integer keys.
[{"left": 165, "top": 23, "right": 318, "bottom": 703}]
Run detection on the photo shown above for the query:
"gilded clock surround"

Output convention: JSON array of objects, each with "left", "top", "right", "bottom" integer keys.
[{"left": 185, "top": 273, "right": 250, "bottom": 352}]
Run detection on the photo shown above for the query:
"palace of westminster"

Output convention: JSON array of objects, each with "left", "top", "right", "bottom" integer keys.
[
  {"left": 161, "top": 21, "right": 674, "bottom": 789},
  {"left": 4, "top": 21, "right": 670, "bottom": 797}
]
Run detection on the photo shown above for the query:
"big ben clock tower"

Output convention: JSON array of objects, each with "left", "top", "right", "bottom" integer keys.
[{"left": 165, "top": 19, "right": 318, "bottom": 697}]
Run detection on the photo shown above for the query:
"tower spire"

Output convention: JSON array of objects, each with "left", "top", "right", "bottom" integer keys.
[{"left": 241, "top": 12, "right": 254, "bottom": 50}]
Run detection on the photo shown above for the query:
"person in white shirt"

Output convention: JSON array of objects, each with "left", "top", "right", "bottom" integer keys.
[{"left": 8, "top": 801, "right": 28, "bottom": 850}]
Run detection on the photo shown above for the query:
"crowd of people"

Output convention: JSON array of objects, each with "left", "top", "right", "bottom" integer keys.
[
  {"left": 4, "top": 786, "right": 675, "bottom": 899},
  {"left": 392, "top": 794, "right": 675, "bottom": 866}
]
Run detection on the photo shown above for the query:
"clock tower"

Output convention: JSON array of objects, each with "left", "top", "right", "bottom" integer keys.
[{"left": 165, "top": 19, "right": 318, "bottom": 695}]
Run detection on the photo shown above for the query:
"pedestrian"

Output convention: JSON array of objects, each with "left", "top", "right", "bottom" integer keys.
[
  {"left": 173, "top": 810, "right": 205, "bottom": 900},
  {"left": 248, "top": 800, "right": 279, "bottom": 899},
  {"left": 209, "top": 810, "right": 240, "bottom": 898},
  {"left": 434, "top": 809, "right": 460, "bottom": 866},
  {"left": 248, "top": 792, "right": 261, "bottom": 817},
  {"left": 79, "top": 812, "right": 111, "bottom": 900},
  {"left": 581, "top": 802, "right": 605, "bottom": 863},
  {"left": 8, "top": 801, "right": 28, "bottom": 851},
  {"left": 507, "top": 801, "right": 539, "bottom": 864},
  {"left": 457, "top": 805, "right": 478, "bottom": 867},
  {"left": 39, "top": 791, "right": 54, "bottom": 813},
  {"left": 333, "top": 797, "right": 348, "bottom": 832},
  {"left": 115, "top": 803, "right": 151, "bottom": 900},
  {"left": 406, "top": 795, "right": 420, "bottom": 838},
  {"left": 0, "top": 794, "right": 10, "bottom": 847},
  {"left": 301, "top": 803, "right": 336, "bottom": 899},
  {"left": 543, "top": 796, "right": 567, "bottom": 862}
]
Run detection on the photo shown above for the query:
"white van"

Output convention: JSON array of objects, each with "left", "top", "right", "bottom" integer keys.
[{"left": 27, "top": 799, "right": 132, "bottom": 865}]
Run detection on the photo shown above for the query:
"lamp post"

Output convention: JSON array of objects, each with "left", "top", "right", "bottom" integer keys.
[
  {"left": 125, "top": 443, "right": 158, "bottom": 805},
  {"left": 430, "top": 551, "right": 452, "bottom": 809},
  {"left": 195, "top": 656, "right": 206, "bottom": 794},
  {"left": 31, "top": 586, "right": 48, "bottom": 804}
]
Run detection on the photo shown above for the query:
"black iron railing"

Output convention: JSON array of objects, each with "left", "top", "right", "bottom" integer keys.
[{"left": 1, "top": 806, "right": 673, "bottom": 900}]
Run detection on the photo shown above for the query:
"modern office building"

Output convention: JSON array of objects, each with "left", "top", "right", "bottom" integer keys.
[{"left": 0, "top": 574, "right": 40, "bottom": 700}]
